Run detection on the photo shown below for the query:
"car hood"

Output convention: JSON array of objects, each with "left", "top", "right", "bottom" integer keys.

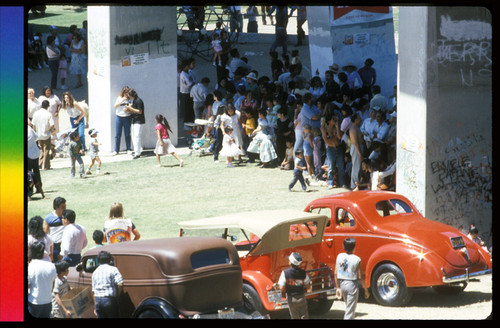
[{"left": 374, "top": 214, "right": 481, "bottom": 267}]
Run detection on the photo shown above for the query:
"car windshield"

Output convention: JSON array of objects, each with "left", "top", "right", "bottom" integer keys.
[
  {"left": 181, "top": 228, "right": 260, "bottom": 256},
  {"left": 375, "top": 199, "right": 413, "bottom": 217}
]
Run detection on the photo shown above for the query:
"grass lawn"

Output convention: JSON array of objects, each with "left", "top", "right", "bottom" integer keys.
[
  {"left": 27, "top": 153, "right": 346, "bottom": 253},
  {"left": 28, "top": 5, "right": 88, "bottom": 34}
]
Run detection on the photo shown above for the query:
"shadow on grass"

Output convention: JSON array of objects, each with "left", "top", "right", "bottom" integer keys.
[
  {"left": 29, "top": 23, "right": 72, "bottom": 35},
  {"left": 28, "top": 13, "right": 61, "bottom": 21}
]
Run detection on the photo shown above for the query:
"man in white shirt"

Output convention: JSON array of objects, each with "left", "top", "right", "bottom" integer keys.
[
  {"left": 360, "top": 108, "right": 378, "bottom": 149},
  {"left": 190, "top": 77, "right": 210, "bottom": 120},
  {"left": 370, "top": 85, "right": 388, "bottom": 112},
  {"left": 28, "top": 240, "right": 57, "bottom": 318},
  {"left": 179, "top": 59, "right": 194, "bottom": 123},
  {"left": 60, "top": 209, "right": 87, "bottom": 267},
  {"left": 43, "top": 197, "right": 67, "bottom": 262},
  {"left": 229, "top": 48, "right": 252, "bottom": 75},
  {"left": 31, "top": 100, "right": 54, "bottom": 170},
  {"left": 334, "top": 238, "right": 369, "bottom": 319},
  {"left": 372, "top": 110, "right": 390, "bottom": 141}
]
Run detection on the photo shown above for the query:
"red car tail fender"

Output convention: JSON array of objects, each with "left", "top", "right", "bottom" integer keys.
[
  {"left": 242, "top": 270, "right": 276, "bottom": 311},
  {"left": 365, "top": 243, "right": 445, "bottom": 288}
]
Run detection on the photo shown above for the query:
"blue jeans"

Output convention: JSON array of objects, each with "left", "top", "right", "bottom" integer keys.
[
  {"left": 63, "top": 253, "right": 81, "bottom": 267},
  {"left": 95, "top": 296, "right": 119, "bottom": 318},
  {"left": 289, "top": 169, "right": 307, "bottom": 190},
  {"left": 48, "top": 59, "right": 59, "bottom": 90},
  {"left": 70, "top": 154, "right": 84, "bottom": 177},
  {"left": 213, "top": 128, "right": 223, "bottom": 161},
  {"left": 270, "top": 27, "right": 288, "bottom": 54},
  {"left": 70, "top": 116, "right": 86, "bottom": 150},
  {"left": 115, "top": 115, "right": 132, "bottom": 152},
  {"left": 230, "top": 12, "right": 243, "bottom": 34},
  {"left": 28, "top": 302, "right": 52, "bottom": 318},
  {"left": 326, "top": 146, "right": 345, "bottom": 187}
]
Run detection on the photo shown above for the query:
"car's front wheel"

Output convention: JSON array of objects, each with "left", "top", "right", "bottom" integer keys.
[
  {"left": 371, "top": 263, "right": 413, "bottom": 306},
  {"left": 242, "top": 283, "right": 268, "bottom": 316}
]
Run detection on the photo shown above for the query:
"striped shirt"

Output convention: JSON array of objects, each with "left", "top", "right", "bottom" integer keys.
[{"left": 92, "top": 264, "right": 123, "bottom": 297}]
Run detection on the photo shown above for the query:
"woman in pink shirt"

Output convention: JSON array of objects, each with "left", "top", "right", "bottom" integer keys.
[{"left": 154, "top": 114, "right": 184, "bottom": 168}]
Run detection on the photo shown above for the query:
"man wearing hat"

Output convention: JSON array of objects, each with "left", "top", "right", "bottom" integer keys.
[
  {"left": 328, "top": 64, "right": 341, "bottom": 84},
  {"left": 342, "top": 62, "right": 362, "bottom": 90},
  {"left": 277, "top": 252, "right": 312, "bottom": 319},
  {"left": 246, "top": 72, "right": 260, "bottom": 99},
  {"left": 358, "top": 58, "right": 377, "bottom": 98}
]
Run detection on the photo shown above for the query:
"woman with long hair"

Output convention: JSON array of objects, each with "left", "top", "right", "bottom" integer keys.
[
  {"left": 103, "top": 202, "right": 141, "bottom": 244},
  {"left": 60, "top": 91, "right": 87, "bottom": 149},
  {"left": 28, "top": 216, "right": 53, "bottom": 262}
]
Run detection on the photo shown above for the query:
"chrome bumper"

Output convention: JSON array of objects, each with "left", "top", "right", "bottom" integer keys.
[{"left": 442, "top": 267, "right": 492, "bottom": 284}]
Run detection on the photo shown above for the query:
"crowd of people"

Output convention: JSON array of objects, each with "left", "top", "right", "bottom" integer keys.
[
  {"left": 178, "top": 37, "right": 398, "bottom": 192},
  {"left": 28, "top": 21, "right": 87, "bottom": 90},
  {"left": 27, "top": 198, "right": 139, "bottom": 318}
]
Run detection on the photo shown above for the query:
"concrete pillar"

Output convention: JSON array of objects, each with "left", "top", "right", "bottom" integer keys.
[
  {"left": 307, "top": 6, "right": 334, "bottom": 77},
  {"left": 307, "top": 6, "right": 397, "bottom": 99},
  {"left": 329, "top": 7, "right": 397, "bottom": 99},
  {"left": 397, "top": 7, "right": 492, "bottom": 239},
  {"left": 87, "top": 6, "right": 178, "bottom": 152}
]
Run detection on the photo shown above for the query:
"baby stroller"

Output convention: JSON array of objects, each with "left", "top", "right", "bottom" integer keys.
[
  {"left": 188, "top": 135, "right": 215, "bottom": 157},
  {"left": 53, "top": 127, "right": 78, "bottom": 158}
]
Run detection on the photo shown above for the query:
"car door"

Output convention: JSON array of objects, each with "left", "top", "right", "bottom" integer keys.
[{"left": 308, "top": 205, "right": 337, "bottom": 267}]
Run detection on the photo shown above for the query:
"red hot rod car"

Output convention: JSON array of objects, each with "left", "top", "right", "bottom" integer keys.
[{"left": 305, "top": 190, "right": 492, "bottom": 306}]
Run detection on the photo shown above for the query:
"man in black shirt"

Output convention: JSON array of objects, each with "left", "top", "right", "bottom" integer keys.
[
  {"left": 277, "top": 252, "right": 312, "bottom": 319},
  {"left": 126, "top": 89, "right": 145, "bottom": 159}
]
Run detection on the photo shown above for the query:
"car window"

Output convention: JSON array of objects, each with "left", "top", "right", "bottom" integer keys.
[
  {"left": 309, "top": 207, "right": 333, "bottom": 227},
  {"left": 336, "top": 208, "right": 355, "bottom": 227},
  {"left": 289, "top": 221, "right": 318, "bottom": 241},
  {"left": 376, "top": 199, "right": 413, "bottom": 217},
  {"left": 84, "top": 256, "right": 99, "bottom": 273},
  {"left": 191, "top": 248, "right": 230, "bottom": 269}
]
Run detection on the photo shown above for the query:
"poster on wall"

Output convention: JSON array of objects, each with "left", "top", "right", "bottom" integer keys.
[
  {"left": 331, "top": 6, "right": 393, "bottom": 26},
  {"left": 121, "top": 53, "right": 149, "bottom": 67}
]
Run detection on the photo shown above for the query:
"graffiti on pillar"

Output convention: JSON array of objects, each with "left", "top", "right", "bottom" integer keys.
[
  {"left": 88, "top": 28, "right": 108, "bottom": 60},
  {"left": 431, "top": 15, "right": 492, "bottom": 87},
  {"left": 428, "top": 132, "right": 492, "bottom": 239},
  {"left": 114, "top": 26, "right": 174, "bottom": 58}
]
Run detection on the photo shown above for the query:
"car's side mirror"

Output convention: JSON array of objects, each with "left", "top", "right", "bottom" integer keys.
[{"left": 76, "top": 263, "right": 83, "bottom": 272}]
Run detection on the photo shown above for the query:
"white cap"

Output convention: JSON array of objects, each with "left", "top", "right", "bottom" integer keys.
[{"left": 289, "top": 252, "right": 302, "bottom": 266}]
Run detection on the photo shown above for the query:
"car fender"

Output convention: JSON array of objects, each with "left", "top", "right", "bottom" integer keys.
[
  {"left": 242, "top": 270, "right": 276, "bottom": 311},
  {"left": 365, "top": 242, "right": 445, "bottom": 288},
  {"left": 132, "top": 297, "right": 181, "bottom": 319}
]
